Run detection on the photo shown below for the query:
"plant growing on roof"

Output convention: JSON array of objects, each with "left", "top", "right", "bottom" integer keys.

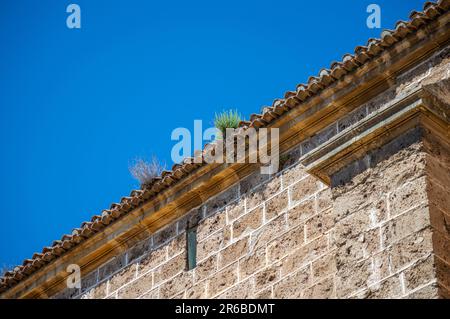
[
  {"left": 214, "top": 109, "right": 242, "bottom": 139},
  {"left": 129, "top": 156, "right": 165, "bottom": 189}
]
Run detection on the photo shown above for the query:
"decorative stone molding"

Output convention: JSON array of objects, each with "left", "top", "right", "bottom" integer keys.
[{"left": 301, "top": 76, "right": 450, "bottom": 185}]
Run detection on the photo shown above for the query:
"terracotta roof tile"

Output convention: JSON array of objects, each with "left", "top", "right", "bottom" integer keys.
[{"left": 1, "top": 0, "right": 448, "bottom": 293}]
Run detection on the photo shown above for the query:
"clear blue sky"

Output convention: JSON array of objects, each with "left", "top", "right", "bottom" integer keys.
[{"left": 0, "top": 0, "right": 425, "bottom": 269}]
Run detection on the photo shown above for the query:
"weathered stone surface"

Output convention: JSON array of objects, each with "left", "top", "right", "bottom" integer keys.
[
  {"left": 153, "top": 252, "right": 186, "bottom": 284},
  {"left": 138, "top": 246, "right": 167, "bottom": 275},
  {"left": 335, "top": 259, "right": 371, "bottom": 298},
  {"left": 403, "top": 255, "right": 436, "bottom": 292},
  {"left": 317, "top": 189, "right": 332, "bottom": 213},
  {"left": 91, "top": 280, "right": 108, "bottom": 299},
  {"left": 334, "top": 213, "right": 380, "bottom": 265},
  {"left": 219, "top": 237, "right": 249, "bottom": 269},
  {"left": 185, "top": 282, "right": 207, "bottom": 299},
  {"left": 388, "top": 177, "right": 428, "bottom": 217},
  {"left": 250, "top": 213, "right": 287, "bottom": 251},
  {"left": 365, "top": 275, "right": 402, "bottom": 299},
  {"left": 280, "top": 236, "right": 328, "bottom": 276},
  {"left": 207, "top": 263, "right": 238, "bottom": 297},
  {"left": 227, "top": 201, "right": 245, "bottom": 222},
  {"left": 337, "top": 105, "right": 367, "bottom": 132},
  {"left": 177, "top": 207, "right": 203, "bottom": 230},
  {"left": 432, "top": 231, "right": 450, "bottom": 265},
  {"left": 273, "top": 267, "right": 310, "bottom": 298},
  {"left": 279, "top": 147, "right": 301, "bottom": 171},
  {"left": 205, "top": 185, "right": 239, "bottom": 215},
  {"left": 80, "top": 271, "right": 98, "bottom": 293},
  {"left": 140, "top": 288, "right": 159, "bottom": 299},
  {"left": 282, "top": 164, "right": 306, "bottom": 188},
  {"left": 312, "top": 252, "right": 337, "bottom": 283},
  {"left": 303, "top": 276, "right": 335, "bottom": 299},
  {"left": 403, "top": 282, "right": 439, "bottom": 299},
  {"left": 254, "top": 287, "right": 272, "bottom": 299},
  {"left": 98, "top": 254, "right": 126, "bottom": 281},
  {"left": 197, "top": 210, "right": 226, "bottom": 241},
  {"left": 262, "top": 176, "right": 282, "bottom": 199},
  {"left": 194, "top": 255, "right": 217, "bottom": 282},
  {"left": 387, "top": 228, "right": 433, "bottom": 272},
  {"left": 265, "top": 191, "right": 289, "bottom": 220},
  {"left": 428, "top": 180, "right": 450, "bottom": 214},
  {"left": 290, "top": 176, "right": 321, "bottom": 204},
  {"left": 233, "top": 207, "right": 263, "bottom": 238},
  {"left": 216, "top": 279, "right": 252, "bottom": 299},
  {"left": 127, "top": 238, "right": 152, "bottom": 264},
  {"left": 53, "top": 287, "right": 80, "bottom": 300},
  {"left": 287, "top": 198, "right": 316, "bottom": 227},
  {"left": 167, "top": 234, "right": 186, "bottom": 258},
  {"left": 305, "top": 209, "right": 334, "bottom": 241},
  {"left": 159, "top": 272, "right": 193, "bottom": 299},
  {"left": 240, "top": 172, "right": 268, "bottom": 196},
  {"left": 435, "top": 257, "right": 450, "bottom": 294},
  {"left": 239, "top": 248, "right": 266, "bottom": 280},
  {"left": 108, "top": 264, "right": 137, "bottom": 294},
  {"left": 332, "top": 190, "right": 370, "bottom": 223},
  {"left": 117, "top": 272, "right": 152, "bottom": 299},
  {"left": 197, "top": 230, "right": 226, "bottom": 261},
  {"left": 153, "top": 224, "right": 177, "bottom": 247},
  {"left": 254, "top": 266, "right": 279, "bottom": 292},
  {"left": 267, "top": 226, "right": 304, "bottom": 262},
  {"left": 381, "top": 206, "right": 430, "bottom": 247}
]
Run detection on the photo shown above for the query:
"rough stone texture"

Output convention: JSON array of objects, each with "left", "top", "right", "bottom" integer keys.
[
  {"left": 57, "top": 48, "right": 450, "bottom": 298},
  {"left": 14, "top": 28, "right": 443, "bottom": 300}
]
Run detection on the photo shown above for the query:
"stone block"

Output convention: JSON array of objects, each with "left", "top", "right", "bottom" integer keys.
[
  {"left": 197, "top": 210, "right": 226, "bottom": 242},
  {"left": 194, "top": 255, "right": 217, "bottom": 282},
  {"left": 159, "top": 272, "right": 193, "bottom": 299},
  {"left": 382, "top": 206, "right": 430, "bottom": 247},
  {"left": 273, "top": 266, "right": 310, "bottom": 298},
  {"left": 280, "top": 236, "right": 328, "bottom": 276},
  {"left": 287, "top": 198, "right": 316, "bottom": 227},
  {"left": 305, "top": 209, "right": 334, "bottom": 241},
  {"left": 108, "top": 264, "right": 137, "bottom": 294},
  {"left": 290, "top": 176, "right": 321, "bottom": 204},
  {"left": 138, "top": 246, "right": 167, "bottom": 275},
  {"left": 282, "top": 164, "right": 306, "bottom": 188},
  {"left": 233, "top": 206, "right": 263, "bottom": 238},
  {"left": 239, "top": 247, "right": 266, "bottom": 280},
  {"left": 117, "top": 272, "right": 152, "bottom": 299},
  {"left": 153, "top": 252, "right": 186, "bottom": 284},
  {"left": 254, "top": 266, "right": 279, "bottom": 292},
  {"left": 303, "top": 276, "right": 335, "bottom": 299},
  {"left": 267, "top": 225, "right": 304, "bottom": 262}
]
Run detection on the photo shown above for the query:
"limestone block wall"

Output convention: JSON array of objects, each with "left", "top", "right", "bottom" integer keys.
[{"left": 51, "top": 126, "right": 449, "bottom": 299}]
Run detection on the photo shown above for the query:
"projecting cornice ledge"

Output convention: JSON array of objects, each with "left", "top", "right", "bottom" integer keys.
[{"left": 300, "top": 76, "right": 450, "bottom": 186}]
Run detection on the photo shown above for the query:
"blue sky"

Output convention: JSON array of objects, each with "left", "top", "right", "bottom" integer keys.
[{"left": 0, "top": 0, "right": 425, "bottom": 269}]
